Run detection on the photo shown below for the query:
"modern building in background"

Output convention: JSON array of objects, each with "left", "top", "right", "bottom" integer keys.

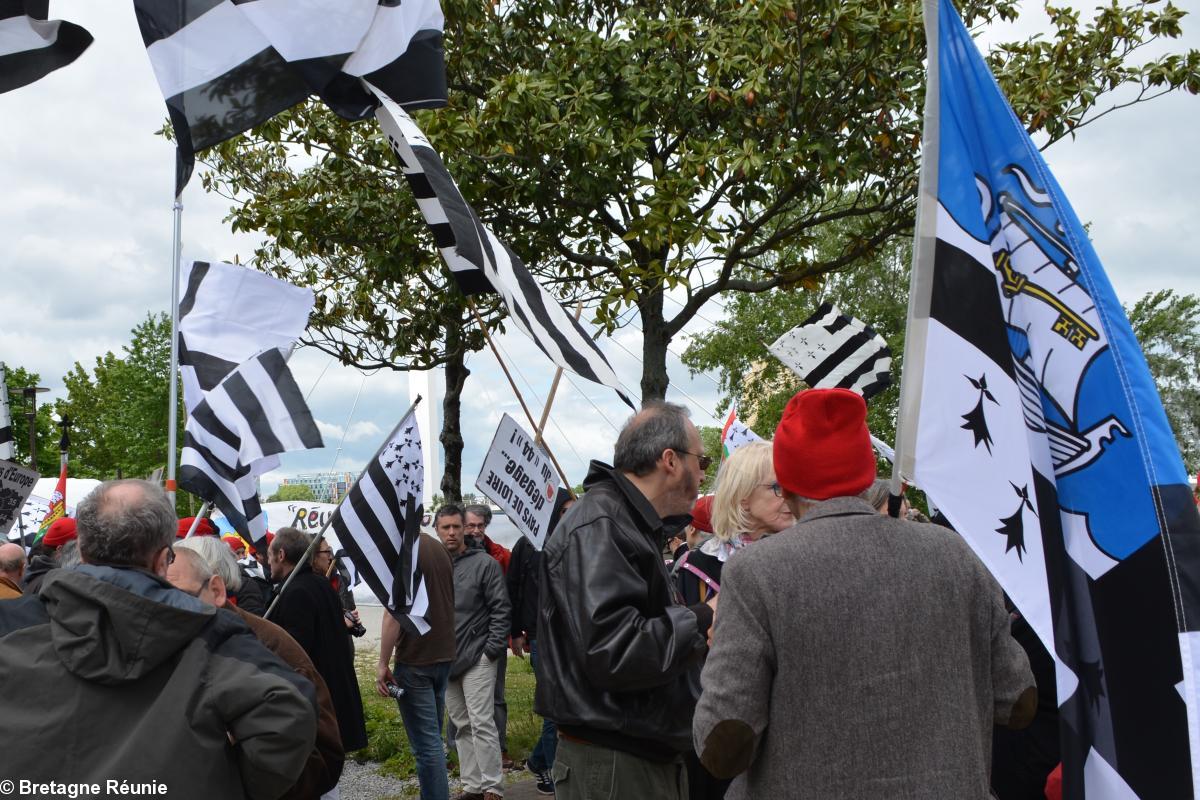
[{"left": 281, "top": 472, "right": 355, "bottom": 504}]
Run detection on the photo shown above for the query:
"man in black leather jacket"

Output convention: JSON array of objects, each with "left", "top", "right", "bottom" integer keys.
[{"left": 536, "top": 401, "right": 715, "bottom": 800}]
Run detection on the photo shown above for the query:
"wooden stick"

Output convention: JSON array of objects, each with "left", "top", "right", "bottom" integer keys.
[
  {"left": 534, "top": 301, "right": 583, "bottom": 448},
  {"left": 469, "top": 302, "right": 577, "bottom": 499}
]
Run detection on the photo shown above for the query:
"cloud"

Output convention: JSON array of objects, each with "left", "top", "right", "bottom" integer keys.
[{"left": 314, "top": 419, "right": 383, "bottom": 445}]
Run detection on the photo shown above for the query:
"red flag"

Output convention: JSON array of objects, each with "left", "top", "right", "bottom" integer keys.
[{"left": 35, "top": 462, "right": 67, "bottom": 544}]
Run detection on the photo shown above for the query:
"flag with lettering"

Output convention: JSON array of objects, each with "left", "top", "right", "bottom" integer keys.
[{"left": 892, "top": 0, "right": 1200, "bottom": 796}]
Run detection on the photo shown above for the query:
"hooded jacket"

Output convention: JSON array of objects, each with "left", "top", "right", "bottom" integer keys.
[
  {"left": 534, "top": 461, "right": 710, "bottom": 760},
  {"left": 0, "top": 565, "right": 318, "bottom": 799},
  {"left": 448, "top": 544, "right": 510, "bottom": 680}
]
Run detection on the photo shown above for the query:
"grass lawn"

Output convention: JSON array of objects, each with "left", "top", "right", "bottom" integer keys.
[{"left": 352, "top": 650, "right": 544, "bottom": 780}]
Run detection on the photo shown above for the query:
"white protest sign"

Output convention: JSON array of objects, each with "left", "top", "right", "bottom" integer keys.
[
  {"left": 0, "top": 459, "right": 40, "bottom": 538},
  {"left": 475, "top": 414, "right": 559, "bottom": 549}
]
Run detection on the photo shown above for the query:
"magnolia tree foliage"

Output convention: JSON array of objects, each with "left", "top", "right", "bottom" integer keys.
[
  {"left": 204, "top": 0, "right": 1198, "bottom": 408},
  {"left": 1126, "top": 290, "right": 1200, "bottom": 473}
]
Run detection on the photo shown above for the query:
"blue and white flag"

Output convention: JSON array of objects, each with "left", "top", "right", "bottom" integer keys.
[{"left": 893, "top": 0, "right": 1200, "bottom": 796}]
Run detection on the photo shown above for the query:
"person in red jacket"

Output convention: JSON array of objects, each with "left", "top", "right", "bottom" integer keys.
[{"left": 464, "top": 503, "right": 514, "bottom": 769}]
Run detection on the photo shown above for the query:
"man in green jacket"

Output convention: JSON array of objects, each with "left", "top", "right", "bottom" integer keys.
[{"left": 0, "top": 479, "right": 318, "bottom": 799}]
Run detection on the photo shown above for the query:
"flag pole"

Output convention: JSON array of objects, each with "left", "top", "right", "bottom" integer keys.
[
  {"left": 166, "top": 199, "right": 184, "bottom": 506},
  {"left": 265, "top": 394, "right": 424, "bottom": 620},
  {"left": 468, "top": 302, "right": 576, "bottom": 499},
  {"left": 182, "top": 500, "right": 212, "bottom": 539},
  {"left": 533, "top": 301, "right": 582, "bottom": 450}
]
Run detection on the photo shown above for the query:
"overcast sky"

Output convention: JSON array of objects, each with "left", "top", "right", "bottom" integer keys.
[{"left": 1, "top": 3, "right": 1196, "bottom": 499}]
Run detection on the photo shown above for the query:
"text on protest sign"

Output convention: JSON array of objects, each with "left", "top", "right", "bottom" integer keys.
[
  {"left": 0, "top": 460, "right": 40, "bottom": 536},
  {"left": 475, "top": 414, "right": 558, "bottom": 549}
]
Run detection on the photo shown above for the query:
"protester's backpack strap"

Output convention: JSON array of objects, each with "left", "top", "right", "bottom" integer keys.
[{"left": 672, "top": 549, "right": 721, "bottom": 596}]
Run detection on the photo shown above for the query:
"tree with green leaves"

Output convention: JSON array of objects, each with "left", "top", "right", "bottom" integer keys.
[
  {"left": 3, "top": 365, "right": 58, "bottom": 475},
  {"left": 55, "top": 314, "right": 184, "bottom": 485},
  {"left": 267, "top": 484, "right": 317, "bottom": 503},
  {"left": 203, "top": 0, "right": 1196, "bottom": 421},
  {"left": 1126, "top": 289, "right": 1200, "bottom": 472}
]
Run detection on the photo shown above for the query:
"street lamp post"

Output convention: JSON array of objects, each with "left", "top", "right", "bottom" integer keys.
[{"left": 22, "top": 385, "right": 49, "bottom": 471}]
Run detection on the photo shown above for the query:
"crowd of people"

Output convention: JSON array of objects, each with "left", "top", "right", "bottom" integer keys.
[{"left": 0, "top": 387, "right": 1052, "bottom": 800}]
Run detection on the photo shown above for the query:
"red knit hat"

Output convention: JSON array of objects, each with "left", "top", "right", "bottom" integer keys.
[
  {"left": 177, "top": 517, "right": 216, "bottom": 538},
  {"left": 43, "top": 518, "right": 77, "bottom": 547},
  {"left": 773, "top": 388, "right": 876, "bottom": 501},
  {"left": 690, "top": 495, "right": 714, "bottom": 534},
  {"left": 222, "top": 535, "right": 246, "bottom": 554}
]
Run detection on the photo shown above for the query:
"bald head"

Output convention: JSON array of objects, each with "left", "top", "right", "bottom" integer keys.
[
  {"left": 76, "top": 479, "right": 175, "bottom": 570},
  {"left": 0, "top": 543, "right": 25, "bottom": 581}
]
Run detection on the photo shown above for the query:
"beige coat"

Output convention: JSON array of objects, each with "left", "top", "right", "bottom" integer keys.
[{"left": 693, "top": 497, "right": 1034, "bottom": 799}]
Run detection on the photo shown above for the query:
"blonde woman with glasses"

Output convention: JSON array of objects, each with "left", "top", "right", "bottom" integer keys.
[{"left": 674, "top": 441, "right": 794, "bottom": 605}]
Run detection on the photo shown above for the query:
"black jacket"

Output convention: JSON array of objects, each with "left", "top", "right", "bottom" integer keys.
[
  {"left": 534, "top": 461, "right": 710, "bottom": 759},
  {"left": 270, "top": 563, "right": 368, "bottom": 751},
  {"left": 508, "top": 536, "right": 540, "bottom": 640}
]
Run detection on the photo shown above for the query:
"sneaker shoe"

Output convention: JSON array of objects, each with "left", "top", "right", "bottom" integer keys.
[
  {"left": 532, "top": 767, "right": 555, "bottom": 795},
  {"left": 451, "top": 793, "right": 483, "bottom": 800},
  {"left": 483, "top": 793, "right": 503, "bottom": 800}
]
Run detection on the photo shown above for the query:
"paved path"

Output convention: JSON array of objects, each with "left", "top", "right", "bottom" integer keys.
[{"left": 504, "top": 778, "right": 547, "bottom": 799}]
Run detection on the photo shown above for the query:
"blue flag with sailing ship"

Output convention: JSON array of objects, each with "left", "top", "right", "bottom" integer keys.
[{"left": 893, "top": 0, "right": 1200, "bottom": 796}]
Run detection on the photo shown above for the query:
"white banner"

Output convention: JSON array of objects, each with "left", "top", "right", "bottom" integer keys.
[
  {"left": 0, "top": 460, "right": 40, "bottom": 538},
  {"left": 475, "top": 414, "right": 559, "bottom": 550}
]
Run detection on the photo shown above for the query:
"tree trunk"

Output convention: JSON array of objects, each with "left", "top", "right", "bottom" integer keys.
[
  {"left": 440, "top": 326, "right": 470, "bottom": 504},
  {"left": 639, "top": 289, "right": 670, "bottom": 402}
]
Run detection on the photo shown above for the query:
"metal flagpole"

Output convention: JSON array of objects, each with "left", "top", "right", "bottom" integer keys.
[
  {"left": 265, "top": 395, "right": 424, "bottom": 620},
  {"left": 166, "top": 199, "right": 184, "bottom": 505},
  {"left": 468, "top": 302, "right": 576, "bottom": 499}
]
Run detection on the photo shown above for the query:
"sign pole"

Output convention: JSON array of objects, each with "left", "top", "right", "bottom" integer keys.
[{"left": 468, "top": 302, "right": 575, "bottom": 499}]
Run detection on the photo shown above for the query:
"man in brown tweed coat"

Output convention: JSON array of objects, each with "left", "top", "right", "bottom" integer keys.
[{"left": 693, "top": 388, "right": 1037, "bottom": 799}]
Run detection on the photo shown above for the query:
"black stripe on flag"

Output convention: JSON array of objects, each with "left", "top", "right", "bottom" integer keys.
[
  {"left": 179, "top": 338, "right": 239, "bottom": 393},
  {"left": 409, "top": 145, "right": 495, "bottom": 296},
  {"left": 178, "top": 261, "right": 210, "bottom": 320},
  {"left": 805, "top": 329, "right": 875, "bottom": 387},
  {"left": 260, "top": 348, "right": 324, "bottom": 450},
  {"left": 359, "top": 28, "right": 446, "bottom": 111},
  {"left": 222, "top": 371, "right": 285, "bottom": 457},
  {"left": 799, "top": 302, "right": 835, "bottom": 328},
  {"left": 0, "top": 13, "right": 93, "bottom": 95},
  {"left": 132, "top": 0, "right": 224, "bottom": 46},
  {"left": 189, "top": 401, "right": 241, "bottom": 454},
  {"left": 0, "top": 426, "right": 11, "bottom": 447},
  {"left": 930, "top": 239, "right": 1016, "bottom": 382},
  {"left": 836, "top": 350, "right": 891, "bottom": 393}
]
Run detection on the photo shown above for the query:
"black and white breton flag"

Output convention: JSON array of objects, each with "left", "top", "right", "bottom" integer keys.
[
  {"left": 133, "top": 0, "right": 446, "bottom": 195},
  {"left": 768, "top": 303, "right": 892, "bottom": 400},
  {"left": 331, "top": 406, "right": 429, "bottom": 634},
  {"left": 893, "top": 1, "right": 1200, "bottom": 795},
  {"left": 0, "top": 1, "right": 92, "bottom": 94},
  {"left": 178, "top": 260, "right": 313, "bottom": 413},
  {"left": 371, "top": 89, "right": 634, "bottom": 408},
  {"left": 0, "top": 362, "right": 13, "bottom": 461},
  {"left": 179, "top": 347, "right": 324, "bottom": 546}
]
